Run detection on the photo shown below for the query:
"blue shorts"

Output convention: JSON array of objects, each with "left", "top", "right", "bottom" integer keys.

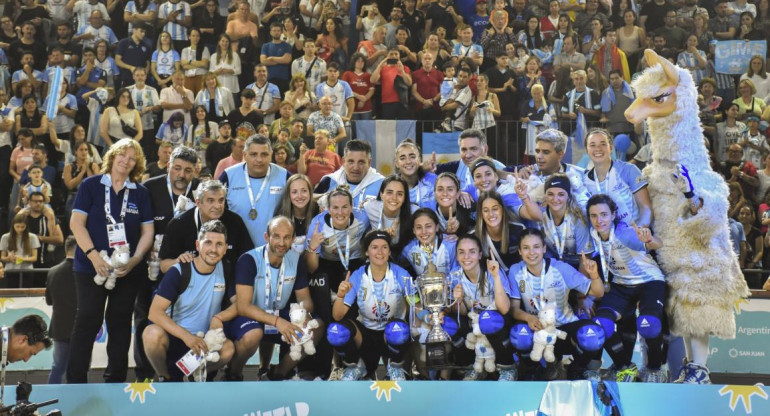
[
  {"left": 596, "top": 280, "right": 666, "bottom": 319},
  {"left": 223, "top": 309, "right": 292, "bottom": 342}
]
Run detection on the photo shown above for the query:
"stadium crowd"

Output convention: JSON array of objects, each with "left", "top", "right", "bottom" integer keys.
[{"left": 0, "top": 0, "right": 768, "bottom": 386}]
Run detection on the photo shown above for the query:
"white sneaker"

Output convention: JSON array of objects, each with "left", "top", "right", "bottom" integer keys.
[
  {"left": 328, "top": 367, "right": 345, "bottom": 381},
  {"left": 681, "top": 363, "right": 711, "bottom": 384}
]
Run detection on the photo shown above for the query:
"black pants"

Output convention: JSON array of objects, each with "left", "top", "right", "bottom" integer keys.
[
  {"left": 299, "top": 258, "right": 365, "bottom": 376},
  {"left": 381, "top": 102, "right": 408, "bottom": 120},
  {"left": 333, "top": 319, "right": 411, "bottom": 374},
  {"left": 513, "top": 319, "right": 602, "bottom": 368},
  {"left": 133, "top": 276, "right": 156, "bottom": 379},
  {"left": 67, "top": 269, "right": 143, "bottom": 383}
]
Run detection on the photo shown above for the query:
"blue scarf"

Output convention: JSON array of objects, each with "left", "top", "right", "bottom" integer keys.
[
  {"left": 600, "top": 82, "right": 634, "bottom": 112},
  {"left": 197, "top": 87, "right": 224, "bottom": 117}
]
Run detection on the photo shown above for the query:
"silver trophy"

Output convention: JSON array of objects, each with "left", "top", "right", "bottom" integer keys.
[{"left": 415, "top": 245, "right": 453, "bottom": 367}]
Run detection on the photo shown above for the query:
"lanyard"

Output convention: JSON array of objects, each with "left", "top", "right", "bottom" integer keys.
[
  {"left": 1, "top": 327, "right": 8, "bottom": 405},
  {"left": 545, "top": 209, "right": 571, "bottom": 258},
  {"left": 526, "top": 260, "right": 547, "bottom": 311},
  {"left": 592, "top": 162, "right": 613, "bottom": 195},
  {"left": 193, "top": 208, "right": 201, "bottom": 232},
  {"left": 167, "top": 175, "right": 192, "bottom": 210},
  {"left": 334, "top": 224, "right": 351, "bottom": 270},
  {"left": 245, "top": 165, "right": 271, "bottom": 214},
  {"left": 591, "top": 226, "right": 615, "bottom": 286},
  {"left": 485, "top": 234, "right": 510, "bottom": 273},
  {"left": 364, "top": 265, "right": 394, "bottom": 323},
  {"left": 104, "top": 183, "right": 130, "bottom": 224},
  {"left": 263, "top": 246, "right": 286, "bottom": 310},
  {"left": 463, "top": 266, "right": 483, "bottom": 312}
]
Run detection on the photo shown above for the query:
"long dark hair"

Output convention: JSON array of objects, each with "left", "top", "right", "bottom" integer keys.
[
  {"left": 586, "top": 194, "right": 620, "bottom": 227},
  {"left": 476, "top": 191, "right": 512, "bottom": 254},
  {"left": 524, "top": 16, "right": 543, "bottom": 49},
  {"left": 376, "top": 175, "right": 412, "bottom": 253},
  {"left": 114, "top": 87, "right": 136, "bottom": 109},
  {"left": 405, "top": 207, "right": 441, "bottom": 245},
  {"left": 434, "top": 172, "right": 474, "bottom": 235},
  {"left": 456, "top": 233, "right": 490, "bottom": 297},
  {"left": 188, "top": 27, "right": 208, "bottom": 61},
  {"left": 322, "top": 17, "right": 344, "bottom": 40},
  {"left": 191, "top": 104, "right": 211, "bottom": 139}
]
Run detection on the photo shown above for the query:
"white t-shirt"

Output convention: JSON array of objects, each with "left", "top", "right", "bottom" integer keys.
[{"left": 0, "top": 233, "right": 40, "bottom": 270}]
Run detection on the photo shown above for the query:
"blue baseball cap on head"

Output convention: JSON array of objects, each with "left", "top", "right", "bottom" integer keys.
[
  {"left": 478, "top": 310, "right": 505, "bottom": 334},
  {"left": 509, "top": 324, "right": 534, "bottom": 350},
  {"left": 441, "top": 316, "right": 459, "bottom": 337},
  {"left": 384, "top": 321, "right": 410, "bottom": 345},
  {"left": 326, "top": 322, "right": 351, "bottom": 347}
]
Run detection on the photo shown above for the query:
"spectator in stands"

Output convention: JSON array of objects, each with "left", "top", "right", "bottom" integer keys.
[
  {"left": 1, "top": 211, "right": 39, "bottom": 271},
  {"left": 160, "top": 70, "right": 194, "bottom": 125},
  {"left": 269, "top": 101, "right": 296, "bottom": 140},
  {"left": 194, "top": 0, "right": 225, "bottom": 52},
  {"left": 677, "top": 34, "right": 708, "bottom": 86},
  {"left": 49, "top": 22, "right": 82, "bottom": 69},
  {"left": 158, "top": 0, "right": 192, "bottom": 52},
  {"left": 315, "top": 62, "right": 354, "bottom": 126},
  {"left": 480, "top": 9, "right": 517, "bottom": 66},
  {"left": 723, "top": 142, "right": 760, "bottom": 199},
  {"left": 581, "top": 17, "right": 604, "bottom": 61},
  {"left": 357, "top": 2, "right": 386, "bottom": 41},
  {"left": 692, "top": 13, "right": 713, "bottom": 52},
  {"left": 92, "top": 40, "right": 118, "bottom": 91},
  {"left": 115, "top": 24, "right": 152, "bottom": 89},
  {"left": 246, "top": 64, "right": 281, "bottom": 125},
  {"left": 561, "top": 70, "right": 601, "bottom": 136},
  {"left": 655, "top": 10, "right": 688, "bottom": 53},
  {"left": 74, "top": 47, "right": 107, "bottom": 119},
  {"left": 124, "top": 0, "right": 157, "bottom": 36},
  {"left": 0, "top": 16, "right": 18, "bottom": 50},
  {"left": 214, "top": 135, "right": 245, "bottom": 179},
  {"left": 195, "top": 72, "right": 235, "bottom": 125},
  {"left": 144, "top": 141, "right": 173, "bottom": 180},
  {"left": 100, "top": 88, "right": 143, "bottom": 147},
  {"left": 717, "top": 104, "right": 747, "bottom": 163},
  {"left": 370, "top": 47, "right": 412, "bottom": 120},
  {"left": 43, "top": 78, "right": 78, "bottom": 146},
  {"left": 517, "top": 56, "right": 546, "bottom": 105},
  {"left": 553, "top": 34, "right": 586, "bottom": 73},
  {"left": 209, "top": 34, "right": 241, "bottom": 101},
  {"left": 738, "top": 204, "right": 763, "bottom": 269},
  {"left": 554, "top": 13, "right": 576, "bottom": 43},
  {"left": 341, "top": 53, "right": 374, "bottom": 121},
  {"left": 757, "top": 0, "right": 770, "bottom": 37},
  {"left": 615, "top": 9, "right": 647, "bottom": 71},
  {"left": 600, "top": 69, "right": 635, "bottom": 139},
  {"left": 639, "top": 0, "right": 673, "bottom": 34},
  {"left": 411, "top": 51, "right": 444, "bottom": 121},
  {"left": 591, "top": 26, "right": 630, "bottom": 81},
  {"left": 261, "top": 22, "right": 293, "bottom": 94},
  {"left": 156, "top": 111, "right": 188, "bottom": 148},
  {"left": 127, "top": 67, "right": 162, "bottom": 160},
  {"left": 307, "top": 96, "right": 346, "bottom": 148},
  {"left": 15, "top": 95, "right": 49, "bottom": 156},
  {"left": 470, "top": 73, "right": 501, "bottom": 146},
  {"left": 757, "top": 162, "right": 770, "bottom": 217},
  {"left": 425, "top": 0, "right": 463, "bottom": 42},
  {"left": 358, "top": 25, "right": 388, "bottom": 73},
  {"left": 441, "top": 66, "right": 474, "bottom": 131},
  {"left": 676, "top": 0, "right": 708, "bottom": 33},
  {"left": 728, "top": 181, "right": 750, "bottom": 219},
  {"left": 73, "top": 9, "right": 118, "bottom": 53},
  {"left": 189, "top": 106, "right": 219, "bottom": 161},
  {"left": 548, "top": 66, "right": 573, "bottom": 122},
  {"left": 574, "top": 0, "right": 609, "bottom": 38},
  {"left": 22, "top": 191, "right": 64, "bottom": 270},
  {"left": 741, "top": 56, "right": 770, "bottom": 104},
  {"left": 292, "top": 39, "right": 327, "bottom": 93},
  {"left": 738, "top": 11, "right": 764, "bottom": 40},
  {"left": 453, "top": 24, "right": 484, "bottom": 68},
  {"left": 46, "top": 235, "right": 77, "bottom": 383},
  {"left": 63, "top": 140, "right": 99, "bottom": 219},
  {"left": 11, "top": 52, "right": 45, "bottom": 99},
  {"left": 733, "top": 79, "right": 766, "bottom": 121},
  {"left": 540, "top": 1, "right": 562, "bottom": 41},
  {"left": 739, "top": 115, "right": 768, "bottom": 169},
  {"left": 67, "top": 138, "right": 154, "bottom": 384},
  {"left": 468, "top": 0, "right": 491, "bottom": 44},
  {"left": 707, "top": 41, "right": 737, "bottom": 105},
  {"left": 699, "top": 78, "right": 723, "bottom": 141},
  {"left": 711, "top": 0, "right": 740, "bottom": 40},
  {"left": 285, "top": 74, "right": 317, "bottom": 121},
  {"left": 7, "top": 21, "right": 47, "bottom": 73},
  {"left": 316, "top": 17, "right": 347, "bottom": 66},
  {"left": 227, "top": 89, "right": 263, "bottom": 139},
  {"left": 180, "top": 27, "right": 211, "bottom": 95},
  {"left": 206, "top": 119, "right": 234, "bottom": 171}
]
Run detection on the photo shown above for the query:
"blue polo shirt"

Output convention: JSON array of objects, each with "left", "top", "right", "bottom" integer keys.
[
  {"left": 261, "top": 41, "right": 292, "bottom": 81},
  {"left": 74, "top": 65, "right": 106, "bottom": 105},
  {"left": 115, "top": 37, "right": 153, "bottom": 77},
  {"left": 72, "top": 174, "right": 154, "bottom": 274}
]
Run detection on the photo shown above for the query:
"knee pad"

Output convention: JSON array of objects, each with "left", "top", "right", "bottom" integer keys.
[
  {"left": 384, "top": 320, "right": 410, "bottom": 346},
  {"left": 509, "top": 324, "right": 534, "bottom": 351},
  {"left": 594, "top": 316, "right": 616, "bottom": 339},
  {"left": 326, "top": 322, "right": 352, "bottom": 347},
  {"left": 478, "top": 310, "right": 505, "bottom": 335},
  {"left": 637, "top": 315, "right": 662, "bottom": 339},
  {"left": 441, "top": 316, "right": 459, "bottom": 338},
  {"left": 576, "top": 323, "right": 606, "bottom": 352}
]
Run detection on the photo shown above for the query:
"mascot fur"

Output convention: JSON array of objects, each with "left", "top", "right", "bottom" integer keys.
[{"left": 625, "top": 49, "right": 750, "bottom": 382}]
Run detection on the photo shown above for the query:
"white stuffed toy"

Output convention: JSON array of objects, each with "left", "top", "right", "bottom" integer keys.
[
  {"left": 94, "top": 244, "right": 130, "bottom": 290},
  {"left": 147, "top": 234, "right": 164, "bottom": 281},
  {"left": 531, "top": 307, "right": 566, "bottom": 362},
  {"left": 281, "top": 302, "right": 319, "bottom": 361},
  {"left": 191, "top": 328, "right": 227, "bottom": 382},
  {"left": 465, "top": 311, "right": 496, "bottom": 373}
]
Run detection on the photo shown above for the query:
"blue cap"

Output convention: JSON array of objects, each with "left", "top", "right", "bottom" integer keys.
[
  {"left": 576, "top": 324, "right": 606, "bottom": 352},
  {"left": 509, "top": 324, "right": 534, "bottom": 350},
  {"left": 478, "top": 310, "right": 505, "bottom": 335},
  {"left": 326, "top": 322, "right": 352, "bottom": 347},
  {"left": 441, "top": 316, "right": 459, "bottom": 337},
  {"left": 384, "top": 321, "right": 410, "bottom": 346}
]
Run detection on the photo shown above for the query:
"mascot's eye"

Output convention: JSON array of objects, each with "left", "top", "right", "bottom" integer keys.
[{"left": 652, "top": 92, "right": 672, "bottom": 104}]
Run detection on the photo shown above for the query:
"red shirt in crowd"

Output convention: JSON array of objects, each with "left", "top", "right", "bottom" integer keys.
[
  {"left": 342, "top": 70, "right": 374, "bottom": 113},
  {"left": 380, "top": 65, "right": 412, "bottom": 104},
  {"left": 412, "top": 66, "right": 444, "bottom": 111},
  {"left": 303, "top": 149, "right": 343, "bottom": 185}
]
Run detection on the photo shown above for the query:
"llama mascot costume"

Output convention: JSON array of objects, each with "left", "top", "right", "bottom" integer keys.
[{"left": 625, "top": 49, "right": 750, "bottom": 384}]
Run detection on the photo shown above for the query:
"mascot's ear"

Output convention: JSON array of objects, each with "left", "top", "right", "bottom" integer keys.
[{"left": 644, "top": 48, "right": 678, "bottom": 85}]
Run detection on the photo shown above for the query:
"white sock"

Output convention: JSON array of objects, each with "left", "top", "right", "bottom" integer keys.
[
  {"left": 689, "top": 336, "right": 709, "bottom": 367},
  {"left": 683, "top": 336, "right": 693, "bottom": 362}
]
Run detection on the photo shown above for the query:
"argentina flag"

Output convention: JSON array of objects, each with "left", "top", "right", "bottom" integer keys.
[
  {"left": 45, "top": 67, "right": 64, "bottom": 121},
  {"left": 355, "top": 120, "right": 416, "bottom": 175},
  {"left": 422, "top": 131, "right": 462, "bottom": 164}
]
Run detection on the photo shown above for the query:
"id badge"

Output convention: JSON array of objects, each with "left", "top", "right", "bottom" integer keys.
[
  {"left": 264, "top": 309, "right": 279, "bottom": 335},
  {"left": 107, "top": 223, "right": 128, "bottom": 247},
  {"left": 176, "top": 349, "right": 205, "bottom": 376}
]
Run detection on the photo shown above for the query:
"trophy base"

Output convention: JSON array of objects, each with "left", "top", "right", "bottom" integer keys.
[{"left": 425, "top": 341, "right": 454, "bottom": 368}]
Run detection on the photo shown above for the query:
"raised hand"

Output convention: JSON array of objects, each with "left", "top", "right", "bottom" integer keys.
[
  {"left": 487, "top": 258, "right": 500, "bottom": 277},
  {"left": 514, "top": 168, "right": 529, "bottom": 199},
  {"left": 336, "top": 271, "right": 352, "bottom": 298},
  {"left": 674, "top": 164, "right": 695, "bottom": 197},
  {"left": 446, "top": 205, "right": 459, "bottom": 234},
  {"left": 631, "top": 222, "right": 653, "bottom": 244},
  {"left": 580, "top": 253, "right": 599, "bottom": 280},
  {"left": 308, "top": 221, "right": 324, "bottom": 252}
]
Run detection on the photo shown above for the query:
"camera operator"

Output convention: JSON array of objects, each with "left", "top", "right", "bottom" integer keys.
[{"left": 1, "top": 315, "right": 52, "bottom": 407}]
